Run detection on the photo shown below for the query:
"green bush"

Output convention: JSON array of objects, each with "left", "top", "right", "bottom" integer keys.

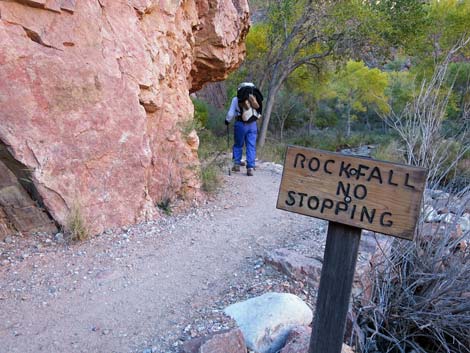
[
  {"left": 289, "top": 130, "right": 394, "bottom": 153},
  {"left": 197, "top": 129, "right": 228, "bottom": 194},
  {"left": 372, "top": 139, "right": 404, "bottom": 163},
  {"left": 201, "top": 163, "right": 222, "bottom": 194},
  {"left": 198, "top": 129, "right": 227, "bottom": 160},
  {"left": 192, "top": 98, "right": 209, "bottom": 128},
  {"left": 156, "top": 198, "right": 172, "bottom": 215},
  {"left": 257, "top": 142, "right": 287, "bottom": 164}
]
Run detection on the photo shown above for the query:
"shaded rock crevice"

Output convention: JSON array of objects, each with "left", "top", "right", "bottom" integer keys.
[
  {"left": 0, "top": 141, "right": 58, "bottom": 237},
  {"left": 22, "top": 26, "right": 62, "bottom": 50}
]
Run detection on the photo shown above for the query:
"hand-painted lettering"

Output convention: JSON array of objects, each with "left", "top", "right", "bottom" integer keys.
[
  {"left": 307, "top": 196, "right": 319, "bottom": 210},
  {"left": 335, "top": 201, "right": 348, "bottom": 215},
  {"left": 298, "top": 192, "right": 308, "bottom": 207},
  {"left": 360, "top": 206, "right": 376, "bottom": 224},
  {"left": 285, "top": 190, "right": 296, "bottom": 206},
  {"left": 380, "top": 212, "right": 393, "bottom": 227},
  {"left": 387, "top": 170, "right": 398, "bottom": 186},
  {"left": 336, "top": 181, "right": 350, "bottom": 198},
  {"left": 308, "top": 157, "right": 320, "bottom": 172},
  {"left": 339, "top": 162, "right": 351, "bottom": 178},
  {"left": 321, "top": 199, "right": 334, "bottom": 213},
  {"left": 368, "top": 166, "right": 383, "bottom": 184},
  {"left": 350, "top": 204, "right": 357, "bottom": 219},
  {"left": 294, "top": 153, "right": 306, "bottom": 168},
  {"left": 353, "top": 184, "right": 367, "bottom": 200},
  {"left": 282, "top": 187, "right": 398, "bottom": 230},
  {"left": 356, "top": 164, "right": 369, "bottom": 180},
  {"left": 404, "top": 173, "right": 415, "bottom": 189},
  {"left": 324, "top": 159, "right": 335, "bottom": 174}
]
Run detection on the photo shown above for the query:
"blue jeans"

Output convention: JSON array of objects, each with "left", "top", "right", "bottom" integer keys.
[{"left": 233, "top": 120, "right": 257, "bottom": 169}]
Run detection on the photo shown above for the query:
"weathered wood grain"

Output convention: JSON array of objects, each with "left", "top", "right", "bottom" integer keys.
[
  {"left": 309, "top": 222, "right": 362, "bottom": 353},
  {"left": 277, "top": 145, "right": 427, "bottom": 240}
]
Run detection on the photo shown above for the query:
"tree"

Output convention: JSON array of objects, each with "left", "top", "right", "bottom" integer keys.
[
  {"left": 251, "top": 0, "right": 387, "bottom": 146},
  {"left": 271, "top": 90, "right": 307, "bottom": 141},
  {"left": 332, "top": 60, "right": 389, "bottom": 136}
]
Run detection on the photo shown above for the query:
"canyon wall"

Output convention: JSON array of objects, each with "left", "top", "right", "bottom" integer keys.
[{"left": 0, "top": 0, "right": 249, "bottom": 237}]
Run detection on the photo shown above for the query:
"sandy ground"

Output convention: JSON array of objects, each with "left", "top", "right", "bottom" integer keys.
[{"left": 0, "top": 163, "right": 327, "bottom": 353}]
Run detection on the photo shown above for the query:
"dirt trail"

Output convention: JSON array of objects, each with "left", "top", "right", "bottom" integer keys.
[{"left": 0, "top": 163, "right": 326, "bottom": 353}]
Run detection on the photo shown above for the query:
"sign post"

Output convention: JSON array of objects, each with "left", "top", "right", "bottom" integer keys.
[{"left": 276, "top": 146, "right": 427, "bottom": 353}]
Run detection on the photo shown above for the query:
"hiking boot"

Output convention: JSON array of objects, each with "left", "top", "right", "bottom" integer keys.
[
  {"left": 247, "top": 168, "right": 254, "bottom": 176},
  {"left": 232, "top": 165, "right": 240, "bottom": 172}
]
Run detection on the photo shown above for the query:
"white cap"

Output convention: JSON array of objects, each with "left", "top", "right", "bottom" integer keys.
[{"left": 237, "top": 82, "right": 255, "bottom": 90}]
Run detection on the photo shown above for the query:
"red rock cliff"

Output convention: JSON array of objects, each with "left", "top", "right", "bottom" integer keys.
[{"left": 0, "top": 0, "right": 249, "bottom": 236}]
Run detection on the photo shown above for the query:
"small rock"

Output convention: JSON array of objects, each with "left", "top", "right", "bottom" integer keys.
[
  {"left": 180, "top": 328, "right": 246, "bottom": 353},
  {"left": 458, "top": 213, "right": 470, "bottom": 233},
  {"left": 54, "top": 233, "right": 65, "bottom": 243},
  {"left": 280, "top": 326, "right": 355, "bottom": 353},
  {"left": 424, "top": 205, "right": 440, "bottom": 223},
  {"left": 264, "top": 248, "right": 322, "bottom": 284},
  {"left": 4, "top": 236, "right": 13, "bottom": 244}
]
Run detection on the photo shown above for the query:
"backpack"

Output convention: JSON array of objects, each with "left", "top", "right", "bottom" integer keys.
[{"left": 237, "top": 84, "right": 263, "bottom": 123}]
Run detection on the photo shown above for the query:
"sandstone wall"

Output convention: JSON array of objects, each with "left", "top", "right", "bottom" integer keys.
[{"left": 0, "top": 0, "right": 249, "bottom": 235}]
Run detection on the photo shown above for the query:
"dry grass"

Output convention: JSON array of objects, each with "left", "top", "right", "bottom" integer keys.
[
  {"left": 351, "top": 211, "right": 470, "bottom": 353},
  {"left": 66, "top": 201, "right": 89, "bottom": 241}
]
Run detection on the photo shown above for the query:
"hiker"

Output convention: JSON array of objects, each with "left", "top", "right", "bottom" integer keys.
[{"left": 225, "top": 82, "right": 263, "bottom": 176}]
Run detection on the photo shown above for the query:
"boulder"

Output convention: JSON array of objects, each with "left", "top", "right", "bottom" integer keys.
[
  {"left": 180, "top": 328, "right": 246, "bottom": 353},
  {"left": 264, "top": 248, "right": 322, "bottom": 284},
  {"left": 0, "top": 0, "right": 249, "bottom": 235},
  {"left": 280, "top": 326, "right": 355, "bottom": 353},
  {"left": 224, "top": 292, "right": 313, "bottom": 353}
]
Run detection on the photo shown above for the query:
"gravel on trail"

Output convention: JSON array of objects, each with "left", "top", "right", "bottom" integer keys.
[{"left": 0, "top": 162, "right": 327, "bottom": 353}]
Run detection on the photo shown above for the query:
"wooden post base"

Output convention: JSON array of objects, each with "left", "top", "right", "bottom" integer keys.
[{"left": 309, "top": 222, "right": 362, "bottom": 353}]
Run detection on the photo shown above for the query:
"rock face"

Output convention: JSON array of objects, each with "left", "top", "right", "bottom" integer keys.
[
  {"left": 224, "top": 292, "right": 313, "bottom": 353},
  {"left": 0, "top": 0, "right": 249, "bottom": 235}
]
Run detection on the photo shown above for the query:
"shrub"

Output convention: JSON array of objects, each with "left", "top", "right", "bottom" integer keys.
[
  {"left": 156, "top": 197, "right": 172, "bottom": 215},
  {"left": 289, "top": 130, "right": 392, "bottom": 153},
  {"left": 192, "top": 97, "right": 209, "bottom": 128},
  {"left": 352, "top": 216, "right": 470, "bottom": 353},
  {"left": 201, "top": 163, "right": 222, "bottom": 194},
  {"left": 197, "top": 129, "right": 227, "bottom": 194},
  {"left": 66, "top": 201, "right": 89, "bottom": 241},
  {"left": 372, "top": 139, "right": 404, "bottom": 163},
  {"left": 257, "top": 141, "right": 287, "bottom": 164},
  {"left": 198, "top": 129, "right": 227, "bottom": 160}
]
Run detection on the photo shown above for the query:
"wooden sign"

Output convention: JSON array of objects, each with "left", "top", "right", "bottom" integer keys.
[
  {"left": 276, "top": 145, "right": 427, "bottom": 353},
  {"left": 277, "top": 145, "right": 427, "bottom": 240}
]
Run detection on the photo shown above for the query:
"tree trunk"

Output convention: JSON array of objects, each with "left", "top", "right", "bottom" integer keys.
[
  {"left": 258, "top": 93, "right": 276, "bottom": 147},
  {"left": 346, "top": 103, "right": 351, "bottom": 137},
  {"left": 280, "top": 119, "right": 285, "bottom": 142}
]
